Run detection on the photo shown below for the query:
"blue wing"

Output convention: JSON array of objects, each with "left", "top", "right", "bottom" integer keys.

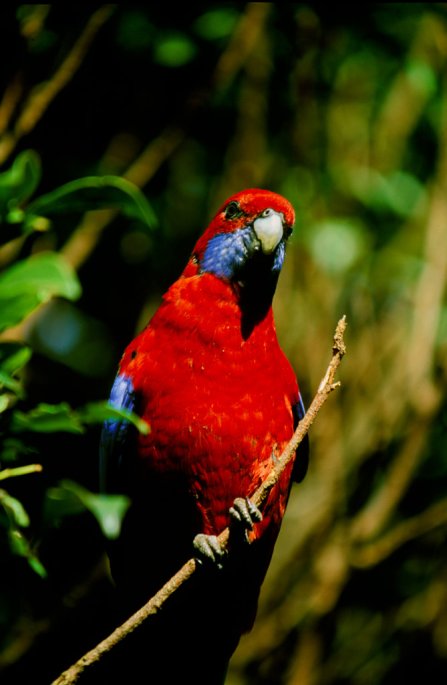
[
  {"left": 292, "top": 392, "right": 309, "bottom": 483},
  {"left": 99, "top": 373, "right": 136, "bottom": 493}
]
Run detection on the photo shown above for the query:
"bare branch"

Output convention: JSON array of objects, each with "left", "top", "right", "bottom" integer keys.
[
  {"left": 351, "top": 496, "right": 447, "bottom": 569},
  {"left": 0, "top": 6, "right": 115, "bottom": 166},
  {"left": 50, "top": 316, "right": 347, "bottom": 685}
]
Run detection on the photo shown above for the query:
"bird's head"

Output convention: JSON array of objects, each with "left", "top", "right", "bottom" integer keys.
[{"left": 186, "top": 188, "right": 295, "bottom": 286}]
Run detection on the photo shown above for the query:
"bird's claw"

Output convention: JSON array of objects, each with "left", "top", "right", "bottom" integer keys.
[
  {"left": 193, "top": 533, "right": 226, "bottom": 570},
  {"left": 229, "top": 497, "right": 262, "bottom": 533},
  {"left": 193, "top": 498, "right": 262, "bottom": 567}
]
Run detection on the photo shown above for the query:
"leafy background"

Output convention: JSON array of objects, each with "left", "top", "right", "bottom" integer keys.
[{"left": 1, "top": 4, "right": 447, "bottom": 684}]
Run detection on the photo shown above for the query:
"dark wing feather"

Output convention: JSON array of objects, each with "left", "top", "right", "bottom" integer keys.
[
  {"left": 99, "top": 373, "right": 136, "bottom": 493},
  {"left": 292, "top": 393, "right": 309, "bottom": 483}
]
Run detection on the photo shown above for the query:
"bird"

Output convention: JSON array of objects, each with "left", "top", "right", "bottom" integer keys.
[{"left": 99, "top": 188, "right": 308, "bottom": 684}]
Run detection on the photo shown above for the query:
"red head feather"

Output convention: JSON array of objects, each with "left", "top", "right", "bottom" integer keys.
[{"left": 192, "top": 188, "right": 295, "bottom": 259}]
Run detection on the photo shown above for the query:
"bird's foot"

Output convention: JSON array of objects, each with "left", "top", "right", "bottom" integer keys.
[
  {"left": 229, "top": 497, "right": 263, "bottom": 541},
  {"left": 193, "top": 498, "right": 263, "bottom": 568},
  {"left": 193, "top": 533, "right": 227, "bottom": 570}
]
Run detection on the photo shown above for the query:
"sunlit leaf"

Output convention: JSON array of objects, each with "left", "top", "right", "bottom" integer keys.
[
  {"left": 0, "top": 253, "right": 81, "bottom": 332},
  {"left": 11, "top": 403, "right": 85, "bottom": 434},
  {"left": 47, "top": 480, "right": 130, "bottom": 540},
  {"left": 80, "top": 401, "right": 150, "bottom": 434},
  {"left": 26, "top": 175, "right": 157, "bottom": 229},
  {"left": 11, "top": 400, "right": 150, "bottom": 435},
  {"left": 154, "top": 33, "right": 197, "bottom": 67},
  {"left": 0, "top": 150, "right": 41, "bottom": 218},
  {"left": 0, "top": 394, "right": 9, "bottom": 413},
  {"left": 0, "top": 343, "right": 32, "bottom": 375},
  {"left": 406, "top": 59, "right": 437, "bottom": 97},
  {"left": 0, "top": 343, "right": 32, "bottom": 395},
  {"left": 8, "top": 528, "right": 46, "bottom": 577},
  {"left": 0, "top": 489, "right": 30, "bottom": 527},
  {"left": 0, "top": 373, "right": 21, "bottom": 395},
  {"left": 351, "top": 169, "right": 426, "bottom": 218},
  {"left": 306, "top": 219, "right": 370, "bottom": 275},
  {"left": 0, "top": 293, "right": 41, "bottom": 333}
]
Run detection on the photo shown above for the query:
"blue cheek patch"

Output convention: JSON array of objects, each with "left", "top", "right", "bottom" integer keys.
[
  {"left": 272, "top": 241, "right": 285, "bottom": 273},
  {"left": 200, "top": 227, "right": 252, "bottom": 280},
  {"left": 200, "top": 226, "right": 286, "bottom": 281}
]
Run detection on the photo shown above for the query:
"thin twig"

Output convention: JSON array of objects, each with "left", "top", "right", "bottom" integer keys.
[
  {"left": 351, "top": 496, "right": 447, "bottom": 569},
  {"left": 350, "top": 418, "right": 429, "bottom": 542},
  {"left": 0, "top": 6, "right": 115, "bottom": 166},
  {"left": 0, "top": 75, "right": 24, "bottom": 137},
  {"left": 0, "top": 464, "right": 42, "bottom": 481},
  {"left": 50, "top": 316, "right": 347, "bottom": 685}
]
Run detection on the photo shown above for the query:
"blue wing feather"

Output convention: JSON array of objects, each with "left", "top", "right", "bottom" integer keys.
[
  {"left": 292, "top": 392, "right": 309, "bottom": 483},
  {"left": 99, "top": 373, "right": 136, "bottom": 493}
]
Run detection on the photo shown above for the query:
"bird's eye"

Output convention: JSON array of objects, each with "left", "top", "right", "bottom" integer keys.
[
  {"left": 262, "top": 208, "right": 274, "bottom": 218},
  {"left": 224, "top": 201, "right": 241, "bottom": 220}
]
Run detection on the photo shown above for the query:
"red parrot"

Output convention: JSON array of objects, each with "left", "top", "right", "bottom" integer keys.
[{"left": 100, "top": 188, "right": 308, "bottom": 684}]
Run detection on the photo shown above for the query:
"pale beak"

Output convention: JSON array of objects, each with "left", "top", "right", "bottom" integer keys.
[{"left": 253, "top": 210, "right": 284, "bottom": 254}]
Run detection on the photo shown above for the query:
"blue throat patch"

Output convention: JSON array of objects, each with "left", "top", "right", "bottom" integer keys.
[{"left": 200, "top": 226, "right": 285, "bottom": 281}]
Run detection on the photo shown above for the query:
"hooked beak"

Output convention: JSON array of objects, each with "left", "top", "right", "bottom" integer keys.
[{"left": 253, "top": 209, "right": 286, "bottom": 254}]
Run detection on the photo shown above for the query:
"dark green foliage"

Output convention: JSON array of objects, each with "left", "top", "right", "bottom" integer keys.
[{"left": 0, "top": 4, "right": 446, "bottom": 685}]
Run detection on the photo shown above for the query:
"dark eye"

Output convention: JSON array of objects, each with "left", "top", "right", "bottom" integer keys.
[{"left": 224, "top": 201, "right": 241, "bottom": 220}]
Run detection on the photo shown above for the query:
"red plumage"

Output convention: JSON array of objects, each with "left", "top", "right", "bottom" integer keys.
[{"left": 100, "top": 189, "right": 307, "bottom": 684}]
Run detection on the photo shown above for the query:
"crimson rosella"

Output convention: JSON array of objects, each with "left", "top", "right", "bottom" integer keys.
[{"left": 100, "top": 188, "right": 308, "bottom": 684}]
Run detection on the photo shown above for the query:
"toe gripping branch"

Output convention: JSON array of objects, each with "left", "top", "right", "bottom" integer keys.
[{"left": 193, "top": 497, "right": 263, "bottom": 569}]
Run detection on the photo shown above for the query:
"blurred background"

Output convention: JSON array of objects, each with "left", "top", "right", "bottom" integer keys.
[{"left": 0, "top": 3, "right": 447, "bottom": 683}]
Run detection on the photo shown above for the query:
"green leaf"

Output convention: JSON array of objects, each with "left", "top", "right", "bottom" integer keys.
[
  {"left": 0, "top": 394, "right": 9, "bottom": 413},
  {"left": 47, "top": 480, "right": 130, "bottom": 540},
  {"left": 0, "top": 293, "right": 41, "bottom": 333},
  {"left": 406, "top": 59, "right": 437, "bottom": 98},
  {"left": 194, "top": 8, "right": 239, "bottom": 40},
  {"left": 350, "top": 169, "right": 426, "bottom": 218},
  {"left": 0, "top": 343, "right": 32, "bottom": 375},
  {"left": 0, "top": 437, "right": 37, "bottom": 463},
  {"left": 117, "top": 10, "right": 154, "bottom": 51},
  {"left": 305, "top": 219, "right": 370, "bottom": 275},
  {"left": 0, "top": 252, "right": 81, "bottom": 300},
  {"left": 0, "top": 371, "right": 22, "bottom": 395},
  {"left": 79, "top": 401, "right": 150, "bottom": 434},
  {"left": 0, "top": 253, "right": 81, "bottom": 332},
  {"left": 8, "top": 528, "right": 46, "bottom": 577},
  {"left": 0, "top": 489, "right": 30, "bottom": 527},
  {"left": 0, "top": 343, "right": 32, "bottom": 395},
  {"left": 45, "top": 484, "right": 85, "bottom": 520},
  {"left": 11, "top": 402, "right": 85, "bottom": 434},
  {"left": 26, "top": 175, "right": 157, "bottom": 229},
  {"left": 0, "top": 150, "right": 41, "bottom": 218},
  {"left": 11, "top": 400, "right": 150, "bottom": 435},
  {"left": 154, "top": 33, "right": 197, "bottom": 67}
]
